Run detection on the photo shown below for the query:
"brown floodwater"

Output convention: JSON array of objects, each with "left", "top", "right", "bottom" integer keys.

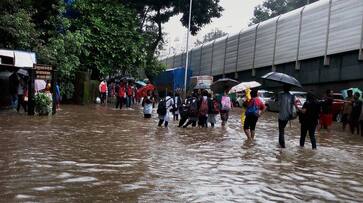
[{"left": 0, "top": 104, "right": 363, "bottom": 202}]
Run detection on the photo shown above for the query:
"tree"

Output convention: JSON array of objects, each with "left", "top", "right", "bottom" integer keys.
[
  {"left": 126, "top": 0, "right": 223, "bottom": 56},
  {"left": 0, "top": 9, "right": 39, "bottom": 50},
  {"left": 250, "top": 0, "right": 318, "bottom": 25},
  {"left": 70, "top": 0, "right": 147, "bottom": 78},
  {"left": 194, "top": 28, "right": 228, "bottom": 46}
]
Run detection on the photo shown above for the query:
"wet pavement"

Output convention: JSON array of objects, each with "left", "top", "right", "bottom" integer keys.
[{"left": 0, "top": 105, "right": 363, "bottom": 202}]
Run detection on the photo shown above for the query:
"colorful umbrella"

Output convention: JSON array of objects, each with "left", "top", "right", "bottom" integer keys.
[
  {"left": 341, "top": 88, "right": 363, "bottom": 99},
  {"left": 229, "top": 81, "right": 261, "bottom": 93}
]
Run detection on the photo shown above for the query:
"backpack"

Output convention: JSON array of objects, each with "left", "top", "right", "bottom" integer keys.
[
  {"left": 221, "top": 96, "right": 231, "bottom": 111},
  {"left": 245, "top": 99, "right": 259, "bottom": 117},
  {"left": 157, "top": 98, "right": 171, "bottom": 116},
  {"left": 180, "top": 104, "right": 189, "bottom": 118},
  {"left": 188, "top": 98, "right": 199, "bottom": 116},
  {"left": 289, "top": 95, "right": 298, "bottom": 120},
  {"left": 199, "top": 99, "right": 209, "bottom": 116},
  {"left": 212, "top": 100, "right": 220, "bottom": 114}
]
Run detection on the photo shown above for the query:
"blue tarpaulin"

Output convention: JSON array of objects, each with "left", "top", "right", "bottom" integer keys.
[{"left": 154, "top": 67, "right": 193, "bottom": 92}]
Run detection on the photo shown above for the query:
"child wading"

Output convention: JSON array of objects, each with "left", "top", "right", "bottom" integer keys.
[
  {"left": 157, "top": 92, "right": 174, "bottom": 127},
  {"left": 243, "top": 89, "right": 266, "bottom": 140}
]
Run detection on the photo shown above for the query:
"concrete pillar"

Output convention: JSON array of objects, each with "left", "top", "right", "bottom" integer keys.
[
  {"left": 296, "top": 6, "right": 306, "bottom": 70},
  {"left": 324, "top": 0, "right": 333, "bottom": 66}
]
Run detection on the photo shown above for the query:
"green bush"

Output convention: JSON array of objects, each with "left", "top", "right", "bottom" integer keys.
[{"left": 34, "top": 93, "right": 52, "bottom": 115}]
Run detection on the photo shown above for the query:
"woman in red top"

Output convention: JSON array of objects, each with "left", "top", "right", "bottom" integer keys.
[
  {"left": 243, "top": 89, "right": 266, "bottom": 140},
  {"left": 118, "top": 84, "right": 126, "bottom": 109}
]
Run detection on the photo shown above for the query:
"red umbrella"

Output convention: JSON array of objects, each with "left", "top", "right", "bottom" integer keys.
[{"left": 137, "top": 84, "right": 155, "bottom": 97}]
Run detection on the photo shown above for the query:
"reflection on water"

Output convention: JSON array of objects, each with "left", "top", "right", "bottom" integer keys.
[{"left": 0, "top": 105, "right": 363, "bottom": 202}]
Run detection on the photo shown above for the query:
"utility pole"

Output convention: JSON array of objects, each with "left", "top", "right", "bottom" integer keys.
[{"left": 183, "top": 0, "right": 192, "bottom": 97}]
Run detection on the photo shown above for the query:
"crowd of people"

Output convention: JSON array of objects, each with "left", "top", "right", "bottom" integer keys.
[
  {"left": 153, "top": 90, "right": 233, "bottom": 129},
  {"left": 98, "top": 79, "right": 139, "bottom": 108},
  {"left": 99, "top": 80, "right": 363, "bottom": 151}
]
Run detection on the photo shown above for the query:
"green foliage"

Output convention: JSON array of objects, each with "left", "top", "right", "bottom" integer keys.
[
  {"left": 250, "top": 0, "right": 318, "bottom": 25},
  {"left": 59, "top": 80, "right": 75, "bottom": 100},
  {"left": 0, "top": 9, "right": 38, "bottom": 50},
  {"left": 0, "top": 0, "right": 221, "bottom": 99},
  {"left": 34, "top": 92, "right": 52, "bottom": 115},
  {"left": 144, "top": 57, "right": 167, "bottom": 81},
  {"left": 34, "top": 92, "right": 52, "bottom": 107},
  {"left": 126, "top": 0, "right": 224, "bottom": 68},
  {"left": 71, "top": 0, "right": 147, "bottom": 77}
]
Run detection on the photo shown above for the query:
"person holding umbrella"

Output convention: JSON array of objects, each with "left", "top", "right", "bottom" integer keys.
[
  {"left": 261, "top": 72, "right": 302, "bottom": 148},
  {"left": 278, "top": 85, "right": 299, "bottom": 148}
]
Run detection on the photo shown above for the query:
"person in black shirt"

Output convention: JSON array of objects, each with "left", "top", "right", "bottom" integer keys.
[
  {"left": 299, "top": 92, "right": 321, "bottom": 149},
  {"left": 349, "top": 92, "right": 362, "bottom": 135}
]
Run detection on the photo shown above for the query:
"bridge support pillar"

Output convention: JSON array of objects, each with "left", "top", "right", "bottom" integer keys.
[
  {"left": 324, "top": 55, "right": 331, "bottom": 66},
  {"left": 295, "top": 61, "right": 301, "bottom": 70},
  {"left": 272, "top": 65, "right": 276, "bottom": 72}
]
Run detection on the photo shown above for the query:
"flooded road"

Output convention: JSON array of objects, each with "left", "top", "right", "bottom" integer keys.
[{"left": 1, "top": 105, "right": 363, "bottom": 202}]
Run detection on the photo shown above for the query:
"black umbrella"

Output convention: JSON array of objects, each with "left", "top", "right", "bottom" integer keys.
[
  {"left": 261, "top": 72, "right": 302, "bottom": 88},
  {"left": 194, "top": 82, "right": 210, "bottom": 90},
  {"left": 210, "top": 78, "right": 239, "bottom": 93}
]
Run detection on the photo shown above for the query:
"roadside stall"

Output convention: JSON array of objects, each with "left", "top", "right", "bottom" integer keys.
[{"left": 0, "top": 49, "right": 56, "bottom": 115}]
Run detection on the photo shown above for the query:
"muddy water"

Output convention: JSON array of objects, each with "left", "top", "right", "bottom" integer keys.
[{"left": 0, "top": 105, "right": 363, "bottom": 202}]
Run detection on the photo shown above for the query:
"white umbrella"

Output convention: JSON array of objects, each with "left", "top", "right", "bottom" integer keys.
[
  {"left": 35, "top": 79, "right": 46, "bottom": 92},
  {"left": 229, "top": 81, "right": 261, "bottom": 93},
  {"left": 17, "top": 69, "right": 29, "bottom": 76}
]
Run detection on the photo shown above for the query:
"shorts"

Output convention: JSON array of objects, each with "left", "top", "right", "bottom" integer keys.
[{"left": 244, "top": 115, "right": 258, "bottom": 130}]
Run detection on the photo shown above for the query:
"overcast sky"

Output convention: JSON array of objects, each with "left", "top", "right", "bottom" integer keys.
[{"left": 160, "top": 0, "right": 265, "bottom": 57}]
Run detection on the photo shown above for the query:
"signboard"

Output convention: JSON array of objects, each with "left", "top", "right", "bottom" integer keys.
[
  {"left": 190, "top": 75, "right": 214, "bottom": 86},
  {"left": 33, "top": 64, "right": 52, "bottom": 80}
]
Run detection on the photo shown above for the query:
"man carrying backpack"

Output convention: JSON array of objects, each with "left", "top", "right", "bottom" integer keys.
[
  {"left": 198, "top": 90, "right": 209, "bottom": 128},
  {"left": 183, "top": 93, "right": 199, "bottom": 128},
  {"left": 157, "top": 92, "right": 174, "bottom": 127},
  {"left": 243, "top": 89, "right": 266, "bottom": 140},
  {"left": 278, "top": 85, "right": 298, "bottom": 148}
]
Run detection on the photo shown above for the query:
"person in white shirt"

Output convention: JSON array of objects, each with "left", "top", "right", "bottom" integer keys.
[{"left": 157, "top": 92, "right": 174, "bottom": 127}]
